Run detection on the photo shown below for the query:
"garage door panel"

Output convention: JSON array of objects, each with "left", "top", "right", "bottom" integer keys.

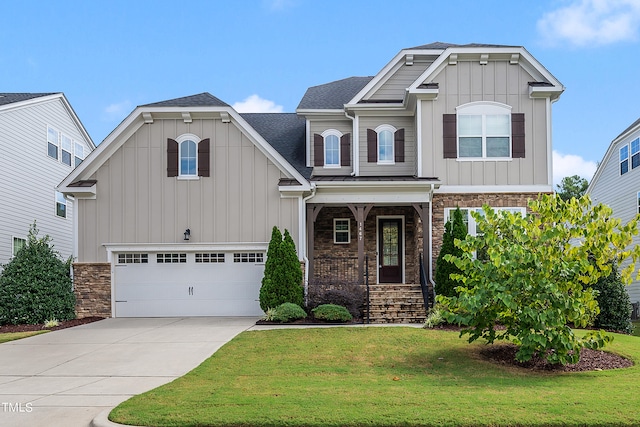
[{"left": 114, "top": 251, "right": 264, "bottom": 317}]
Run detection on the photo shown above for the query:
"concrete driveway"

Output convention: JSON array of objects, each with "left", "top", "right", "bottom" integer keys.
[{"left": 0, "top": 317, "right": 258, "bottom": 427}]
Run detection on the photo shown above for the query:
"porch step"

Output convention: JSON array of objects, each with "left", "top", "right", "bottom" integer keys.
[{"left": 365, "top": 284, "right": 427, "bottom": 324}]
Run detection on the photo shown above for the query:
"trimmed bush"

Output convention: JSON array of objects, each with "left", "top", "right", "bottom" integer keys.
[
  {"left": 592, "top": 263, "right": 632, "bottom": 334},
  {"left": 307, "top": 283, "right": 365, "bottom": 319},
  {"left": 435, "top": 207, "right": 467, "bottom": 297},
  {"left": 271, "top": 303, "right": 307, "bottom": 323},
  {"left": 0, "top": 224, "right": 75, "bottom": 325},
  {"left": 312, "top": 304, "right": 352, "bottom": 322},
  {"left": 259, "top": 227, "right": 304, "bottom": 311}
]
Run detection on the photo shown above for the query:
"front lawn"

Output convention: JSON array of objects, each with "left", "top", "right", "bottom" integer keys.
[
  {"left": 111, "top": 327, "right": 640, "bottom": 427},
  {"left": 0, "top": 330, "right": 47, "bottom": 343}
]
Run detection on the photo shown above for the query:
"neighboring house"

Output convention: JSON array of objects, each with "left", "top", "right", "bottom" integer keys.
[
  {"left": 59, "top": 42, "right": 564, "bottom": 322},
  {"left": 587, "top": 117, "right": 640, "bottom": 306},
  {"left": 0, "top": 93, "right": 95, "bottom": 268}
]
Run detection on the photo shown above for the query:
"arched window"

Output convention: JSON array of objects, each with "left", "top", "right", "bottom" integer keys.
[
  {"left": 180, "top": 139, "right": 197, "bottom": 176},
  {"left": 322, "top": 130, "right": 342, "bottom": 167},
  {"left": 376, "top": 124, "right": 396, "bottom": 164},
  {"left": 457, "top": 102, "right": 511, "bottom": 158}
]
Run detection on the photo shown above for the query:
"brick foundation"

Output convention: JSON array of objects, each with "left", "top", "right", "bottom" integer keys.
[{"left": 73, "top": 263, "right": 112, "bottom": 318}]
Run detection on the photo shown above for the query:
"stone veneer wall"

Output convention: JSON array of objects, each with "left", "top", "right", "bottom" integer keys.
[
  {"left": 430, "top": 192, "right": 543, "bottom": 268},
  {"left": 73, "top": 263, "right": 112, "bottom": 318},
  {"left": 312, "top": 206, "right": 419, "bottom": 285}
]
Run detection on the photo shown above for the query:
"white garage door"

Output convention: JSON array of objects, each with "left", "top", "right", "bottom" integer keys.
[{"left": 114, "top": 251, "right": 265, "bottom": 317}]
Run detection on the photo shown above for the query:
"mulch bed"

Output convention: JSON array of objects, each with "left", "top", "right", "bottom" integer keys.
[{"left": 0, "top": 317, "right": 104, "bottom": 333}]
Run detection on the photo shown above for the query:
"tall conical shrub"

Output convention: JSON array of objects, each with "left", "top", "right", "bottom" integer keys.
[
  {"left": 259, "top": 227, "right": 304, "bottom": 311},
  {"left": 435, "top": 207, "right": 467, "bottom": 297}
]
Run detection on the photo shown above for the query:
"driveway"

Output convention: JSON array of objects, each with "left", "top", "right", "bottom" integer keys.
[{"left": 0, "top": 317, "right": 258, "bottom": 427}]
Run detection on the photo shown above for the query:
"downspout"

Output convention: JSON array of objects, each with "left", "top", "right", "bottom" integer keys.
[
  {"left": 302, "top": 183, "right": 317, "bottom": 302},
  {"left": 428, "top": 184, "right": 436, "bottom": 298},
  {"left": 345, "top": 110, "right": 357, "bottom": 176}
]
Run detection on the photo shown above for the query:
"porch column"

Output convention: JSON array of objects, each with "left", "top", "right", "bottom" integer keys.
[
  {"left": 306, "top": 204, "right": 323, "bottom": 283},
  {"left": 347, "top": 204, "right": 373, "bottom": 284},
  {"left": 412, "top": 203, "right": 430, "bottom": 274}
]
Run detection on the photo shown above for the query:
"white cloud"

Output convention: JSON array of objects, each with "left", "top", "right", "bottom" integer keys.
[
  {"left": 102, "top": 100, "right": 132, "bottom": 121},
  {"left": 553, "top": 150, "right": 598, "bottom": 186},
  {"left": 232, "top": 94, "right": 283, "bottom": 113},
  {"left": 537, "top": 0, "right": 640, "bottom": 47}
]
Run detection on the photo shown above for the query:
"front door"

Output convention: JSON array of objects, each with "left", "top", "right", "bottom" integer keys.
[{"left": 378, "top": 218, "right": 402, "bottom": 283}]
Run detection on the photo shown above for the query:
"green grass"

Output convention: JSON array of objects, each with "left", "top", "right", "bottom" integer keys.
[
  {"left": 632, "top": 320, "right": 640, "bottom": 337},
  {"left": 111, "top": 327, "right": 640, "bottom": 427},
  {"left": 0, "top": 330, "right": 48, "bottom": 343}
]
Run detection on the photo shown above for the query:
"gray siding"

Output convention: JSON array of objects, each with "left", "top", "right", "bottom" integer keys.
[
  {"left": 420, "top": 60, "right": 550, "bottom": 185},
  {"left": 589, "top": 130, "right": 640, "bottom": 303},
  {"left": 0, "top": 98, "right": 92, "bottom": 267},
  {"left": 367, "top": 55, "right": 438, "bottom": 101},
  {"left": 78, "top": 118, "right": 299, "bottom": 262},
  {"left": 309, "top": 119, "right": 353, "bottom": 176},
  {"left": 358, "top": 116, "right": 416, "bottom": 176}
]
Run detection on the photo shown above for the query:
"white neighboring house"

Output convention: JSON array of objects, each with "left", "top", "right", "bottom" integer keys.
[
  {"left": 0, "top": 93, "right": 95, "bottom": 268},
  {"left": 587, "top": 117, "right": 640, "bottom": 306}
]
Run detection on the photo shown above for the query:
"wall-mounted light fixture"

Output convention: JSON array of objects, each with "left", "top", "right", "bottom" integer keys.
[{"left": 184, "top": 228, "right": 191, "bottom": 241}]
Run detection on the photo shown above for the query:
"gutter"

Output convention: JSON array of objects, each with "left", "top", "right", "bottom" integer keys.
[
  {"left": 301, "top": 183, "right": 317, "bottom": 303},
  {"left": 429, "top": 183, "right": 436, "bottom": 300}
]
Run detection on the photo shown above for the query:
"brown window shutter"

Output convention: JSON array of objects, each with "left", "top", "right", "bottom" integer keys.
[
  {"left": 443, "top": 114, "right": 457, "bottom": 158},
  {"left": 313, "top": 134, "right": 324, "bottom": 166},
  {"left": 340, "top": 133, "right": 351, "bottom": 166},
  {"left": 394, "top": 128, "right": 405, "bottom": 162},
  {"left": 198, "top": 138, "right": 210, "bottom": 177},
  {"left": 367, "top": 129, "right": 377, "bottom": 163},
  {"left": 511, "top": 113, "right": 525, "bottom": 158},
  {"left": 167, "top": 138, "right": 178, "bottom": 177}
]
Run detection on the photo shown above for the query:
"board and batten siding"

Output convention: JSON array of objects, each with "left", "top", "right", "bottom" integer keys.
[
  {"left": 419, "top": 59, "right": 550, "bottom": 186},
  {"left": 309, "top": 119, "right": 353, "bottom": 176},
  {"left": 589, "top": 134, "right": 640, "bottom": 303},
  {"left": 358, "top": 116, "right": 416, "bottom": 176},
  {"left": 366, "top": 55, "right": 438, "bottom": 101},
  {"left": 77, "top": 118, "right": 299, "bottom": 263},
  {"left": 0, "top": 98, "right": 91, "bottom": 267}
]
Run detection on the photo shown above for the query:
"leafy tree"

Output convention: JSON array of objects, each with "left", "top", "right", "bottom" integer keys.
[
  {"left": 435, "top": 207, "right": 467, "bottom": 297},
  {"left": 259, "top": 227, "right": 304, "bottom": 311},
  {"left": 556, "top": 175, "right": 589, "bottom": 201},
  {"left": 0, "top": 223, "right": 75, "bottom": 325},
  {"left": 438, "top": 194, "right": 640, "bottom": 365}
]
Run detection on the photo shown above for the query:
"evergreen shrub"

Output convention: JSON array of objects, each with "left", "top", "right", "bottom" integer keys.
[{"left": 312, "top": 304, "right": 352, "bottom": 322}]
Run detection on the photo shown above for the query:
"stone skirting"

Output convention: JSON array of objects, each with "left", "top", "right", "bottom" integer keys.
[{"left": 73, "top": 262, "right": 112, "bottom": 318}]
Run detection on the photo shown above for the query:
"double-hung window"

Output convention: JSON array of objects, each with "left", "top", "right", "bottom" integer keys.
[
  {"left": 457, "top": 103, "right": 511, "bottom": 159},
  {"left": 47, "top": 126, "right": 59, "bottom": 159},
  {"left": 61, "top": 134, "right": 73, "bottom": 166},
  {"left": 74, "top": 142, "right": 84, "bottom": 167},
  {"left": 55, "top": 191, "right": 67, "bottom": 218},
  {"left": 631, "top": 138, "right": 640, "bottom": 170},
  {"left": 334, "top": 219, "right": 350, "bottom": 244},
  {"left": 620, "top": 145, "right": 630, "bottom": 175},
  {"left": 12, "top": 237, "right": 26, "bottom": 257},
  {"left": 376, "top": 125, "right": 396, "bottom": 164}
]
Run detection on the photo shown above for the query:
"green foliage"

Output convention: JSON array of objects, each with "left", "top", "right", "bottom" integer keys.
[
  {"left": 556, "top": 175, "right": 589, "bottom": 201},
  {"left": 271, "top": 303, "right": 307, "bottom": 323},
  {"left": 423, "top": 305, "right": 445, "bottom": 329},
  {"left": 592, "top": 263, "right": 633, "bottom": 334},
  {"left": 435, "top": 207, "right": 467, "bottom": 297},
  {"left": 307, "top": 283, "right": 365, "bottom": 319},
  {"left": 438, "top": 194, "right": 640, "bottom": 365},
  {"left": 259, "top": 227, "right": 304, "bottom": 312},
  {"left": 0, "top": 223, "right": 75, "bottom": 325},
  {"left": 312, "top": 304, "right": 353, "bottom": 322}
]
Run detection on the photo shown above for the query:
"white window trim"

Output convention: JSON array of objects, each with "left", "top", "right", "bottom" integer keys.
[
  {"left": 11, "top": 236, "right": 26, "bottom": 258},
  {"left": 620, "top": 144, "right": 630, "bottom": 176},
  {"left": 375, "top": 124, "right": 396, "bottom": 165},
  {"left": 444, "top": 206, "right": 526, "bottom": 236},
  {"left": 456, "top": 102, "right": 512, "bottom": 161},
  {"left": 176, "top": 133, "right": 201, "bottom": 179},
  {"left": 55, "top": 191, "right": 67, "bottom": 219},
  {"left": 321, "top": 129, "right": 342, "bottom": 169},
  {"left": 637, "top": 191, "right": 640, "bottom": 215},
  {"left": 47, "top": 125, "right": 59, "bottom": 161},
  {"left": 333, "top": 218, "right": 351, "bottom": 244}
]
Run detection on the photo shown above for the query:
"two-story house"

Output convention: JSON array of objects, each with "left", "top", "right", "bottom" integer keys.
[
  {"left": 59, "top": 43, "right": 563, "bottom": 322},
  {"left": 587, "top": 117, "right": 640, "bottom": 309},
  {"left": 0, "top": 93, "right": 95, "bottom": 268}
]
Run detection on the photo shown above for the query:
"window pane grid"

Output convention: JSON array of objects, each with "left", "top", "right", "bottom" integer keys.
[
  {"left": 118, "top": 253, "right": 149, "bottom": 264},
  {"left": 334, "top": 219, "right": 350, "bottom": 244},
  {"left": 324, "top": 134, "right": 339, "bottom": 166},
  {"left": 180, "top": 140, "right": 197, "bottom": 176},
  {"left": 157, "top": 253, "right": 187, "bottom": 263},
  {"left": 378, "top": 130, "right": 394, "bottom": 162},
  {"left": 233, "top": 252, "right": 264, "bottom": 263},
  {"left": 458, "top": 112, "right": 510, "bottom": 158},
  {"left": 195, "top": 253, "right": 225, "bottom": 263}
]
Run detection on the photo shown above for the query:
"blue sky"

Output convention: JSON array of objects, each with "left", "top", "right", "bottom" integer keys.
[{"left": 3, "top": 0, "right": 640, "bottom": 185}]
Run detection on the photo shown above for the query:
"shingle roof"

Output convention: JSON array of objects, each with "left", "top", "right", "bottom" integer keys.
[
  {"left": 408, "top": 42, "right": 520, "bottom": 50},
  {"left": 141, "top": 92, "right": 229, "bottom": 108},
  {"left": 241, "top": 113, "right": 311, "bottom": 179},
  {"left": 0, "top": 93, "right": 59, "bottom": 106},
  {"left": 296, "top": 76, "right": 373, "bottom": 110},
  {"left": 614, "top": 117, "right": 640, "bottom": 141}
]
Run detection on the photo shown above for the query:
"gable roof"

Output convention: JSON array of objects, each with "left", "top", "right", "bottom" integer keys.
[
  {"left": 0, "top": 92, "right": 59, "bottom": 106},
  {"left": 241, "top": 113, "right": 311, "bottom": 179},
  {"left": 141, "top": 92, "right": 229, "bottom": 107},
  {"left": 296, "top": 76, "right": 373, "bottom": 110},
  {"left": 408, "top": 42, "right": 519, "bottom": 50}
]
